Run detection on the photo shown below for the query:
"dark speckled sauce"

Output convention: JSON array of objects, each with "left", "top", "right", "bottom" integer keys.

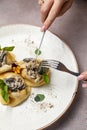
[{"left": 4, "top": 77, "right": 25, "bottom": 92}]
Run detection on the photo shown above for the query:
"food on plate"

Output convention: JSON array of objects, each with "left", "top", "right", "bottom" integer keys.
[
  {"left": 0, "top": 72, "right": 31, "bottom": 107},
  {"left": 0, "top": 45, "right": 50, "bottom": 107},
  {"left": 18, "top": 58, "right": 50, "bottom": 87},
  {"left": 0, "top": 45, "right": 16, "bottom": 74}
]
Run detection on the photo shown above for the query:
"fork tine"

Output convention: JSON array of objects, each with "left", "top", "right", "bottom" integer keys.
[
  {"left": 42, "top": 60, "right": 59, "bottom": 67},
  {"left": 41, "top": 61, "right": 58, "bottom": 69},
  {"left": 41, "top": 64, "right": 57, "bottom": 69},
  {"left": 40, "top": 62, "right": 50, "bottom": 68},
  {"left": 42, "top": 60, "right": 59, "bottom": 64},
  {"left": 42, "top": 59, "right": 59, "bottom": 64}
]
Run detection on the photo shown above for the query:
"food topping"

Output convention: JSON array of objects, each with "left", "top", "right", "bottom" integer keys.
[
  {"left": 25, "top": 59, "right": 41, "bottom": 82},
  {"left": 35, "top": 49, "right": 42, "bottom": 55},
  {"left": 38, "top": 67, "right": 50, "bottom": 84},
  {"left": 23, "top": 58, "right": 31, "bottom": 63},
  {"left": 34, "top": 94, "right": 45, "bottom": 102},
  {"left": 0, "top": 79, "right": 9, "bottom": 102},
  {"left": 0, "top": 50, "right": 7, "bottom": 67},
  {"left": 12, "top": 63, "right": 21, "bottom": 74},
  {"left": 0, "top": 45, "right": 15, "bottom": 67},
  {"left": 4, "top": 76, "right": 25, "bottom": 92},
  {"left": 23, "top": 58, "right": 50, "bottom": 83}
]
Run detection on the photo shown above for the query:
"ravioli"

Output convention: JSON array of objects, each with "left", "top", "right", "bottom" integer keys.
[
  {"left": 0, "top": 72, "right": 31, "bottom": 107},
  {"left": 19, "top": 58, "right": 50, "bottom": 87},
  {"left": 0, "top": 46, "right": 50, "bottom": 107}
]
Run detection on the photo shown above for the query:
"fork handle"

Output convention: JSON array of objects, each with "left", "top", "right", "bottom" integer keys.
[
  {"left": 65, "top": 71, "right": 87, "bottom": 83},
  {"left": 69, "top": 71, "right": 80, "bottom": 76}
]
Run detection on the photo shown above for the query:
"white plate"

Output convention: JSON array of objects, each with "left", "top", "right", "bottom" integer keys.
[{"left": 0, "top": 24, "right": 79, "bottom": 130}]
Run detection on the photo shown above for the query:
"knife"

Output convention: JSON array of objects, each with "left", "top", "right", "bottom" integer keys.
[{"left": 35, "top": 31, "right": 45, "bottom": 59}]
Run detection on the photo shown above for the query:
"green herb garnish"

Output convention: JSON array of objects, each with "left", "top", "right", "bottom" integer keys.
[
  {"left": 3, "top": 46, "right": 15, "bottom": 51},
  {"left": 0, "top": 45, "right": 1, "bottom": 50},
  {"left": 35, "top": 49, "right": 41, "bottom": 55},
  {"left": 0, "top": 45, "right": 15, "bottom": 51},
  {"left": 0, "top": 79, "right": 8, "bottom": 102},
  {"left": 40, "top": 67, "right": 50, "bottom": 84},
  {"left": 34, "top": 94, "right": 45, "bottom": 102},
  {"left": 42, "top": 73, "right": 50, "bottom": 84}
]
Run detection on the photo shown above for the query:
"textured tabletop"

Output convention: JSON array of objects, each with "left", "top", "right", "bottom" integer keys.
[{"left": 0, "top": 0, "right": 87, "bottom": 130}]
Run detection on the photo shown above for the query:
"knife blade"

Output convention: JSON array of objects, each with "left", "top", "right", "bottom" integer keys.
[{"left": 36, "top": 31, "right": 45, "bottom": 59}]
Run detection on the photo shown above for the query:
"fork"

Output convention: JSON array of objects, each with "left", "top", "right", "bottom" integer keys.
[{"left": 39, "top": 59, "right": 80, "bottom": 76}]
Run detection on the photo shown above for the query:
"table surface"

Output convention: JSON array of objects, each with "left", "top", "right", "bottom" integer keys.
[{"left": 0, "top": 0, "right": 87, "bottom": 130}]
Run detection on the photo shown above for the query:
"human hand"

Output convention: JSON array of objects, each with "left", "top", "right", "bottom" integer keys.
[
  {"left": 38, "top": 0, "right": 74, "bottom": 31},
  {"left": 78, "top": 71, "right": 87, "bottom": 88}
]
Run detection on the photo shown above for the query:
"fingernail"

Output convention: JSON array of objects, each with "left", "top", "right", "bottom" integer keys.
[
  {"left": 82, "top": 83, "right": 87, "bottom": 88},
  {"left": 78, "top": 75, "right": 84, "bottom": 80},
  {"left": 41, "top": 25, "right": 45, "bottom": 32}
]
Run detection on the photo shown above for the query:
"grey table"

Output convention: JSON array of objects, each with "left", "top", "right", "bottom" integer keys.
[{"left": 0, "top": 0, "right": 87, "bottom": 130}]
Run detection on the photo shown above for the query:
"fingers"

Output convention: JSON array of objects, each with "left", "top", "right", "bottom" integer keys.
[
  {"left": 41, "top": 0, "right": 64, "bottom": 31},
  {"left": 59, "top": 0, "right": 73, "bottom": 16},
  {"left": 78, "top": 71, "right": 87, "bottom": 80},
  {"left": 40, "top": 0, "right": 54, "bottom": 23},
  {"left": 39, "top": 0, "right": 74, "bottom": 31},
  {"left": 78, "top": 71, "right": 87, "bottom": 88}
]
